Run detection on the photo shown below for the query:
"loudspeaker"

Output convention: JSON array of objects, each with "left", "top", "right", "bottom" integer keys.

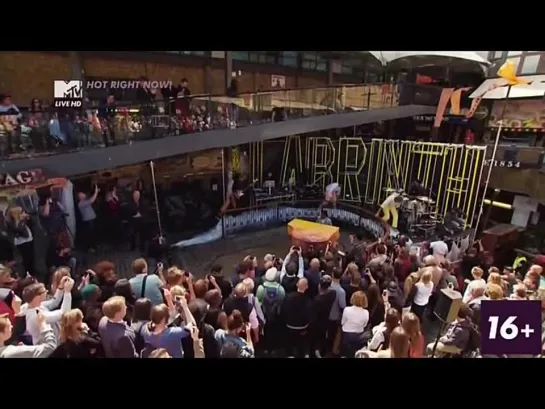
[{"left": 433, "top": 288, "right": 463, "bottom": 323}]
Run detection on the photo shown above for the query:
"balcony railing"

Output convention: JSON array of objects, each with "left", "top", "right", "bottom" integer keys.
[{"left": 0, "top": 83, "right": 400, "bottom": 160}]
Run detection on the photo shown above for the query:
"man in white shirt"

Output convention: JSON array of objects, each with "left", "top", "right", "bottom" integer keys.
[
  {"left": 377, "top": 192, "right": 403, "bottom": 229},
  {"left": 21, "top": 277, "right": 73, "bottom": 345}
]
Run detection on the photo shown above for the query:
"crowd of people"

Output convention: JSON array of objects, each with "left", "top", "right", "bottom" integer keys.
[
  {"left": 1, "top": 77, "right": 336, "bottom": 158},
  {"left": 1, "top": 225, "right": 544, "bottom": 358},
  {"left": 0, "top": 79, "right": 237, "bottom": 157}
]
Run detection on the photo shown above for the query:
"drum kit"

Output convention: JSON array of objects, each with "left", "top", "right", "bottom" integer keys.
[{"left": 383, "top": 188, "right": 439, "bottom": 236}]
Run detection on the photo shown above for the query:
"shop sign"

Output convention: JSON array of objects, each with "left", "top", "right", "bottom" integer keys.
[
  {"left": 0, "top": 169, "right": 45, "bottom": 189},
  {"left": 484, "top": 160, "right": 521, "bottom": 168}
]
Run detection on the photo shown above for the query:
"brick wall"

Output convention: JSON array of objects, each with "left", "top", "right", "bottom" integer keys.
[
  {"left": 0, "top": 52, "right": 333, "bottom": 105},
  {"left": 0, "top": 51, "right": 72, "bottom": 105}
]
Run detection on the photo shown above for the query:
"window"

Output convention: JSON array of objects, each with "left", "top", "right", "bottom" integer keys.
[
  {"left": 302, "top": 52, "right": 327, "bottom": 72},
  {"left": 245, "top": 51, "right": 278, "bottom": 64},
  {"left": 316, "top": 59, "right": 327, "bottom": 72},
  {"left": 232, "top": 51, "right": 250, "bottom": 61},
  {"left": 492, "top": 51, "right": 503, "bottom": 60},
  {"left": 280, "top": 51, "right": 298, "bottom": 67},
  {"left": 520, "top": 55, "right": 541, "bottom": 74},
  {"left": 164, "top": 51, "right": 206, "bottom": 57},
  {"left": 507, "top": 51, "right": 522, "bottom": 56},
  {"left": 341, "top": 64, "right": 354, "bottom": 75},
  {"left": 508, "top": 57, "right": 521, "bottom": 72}
]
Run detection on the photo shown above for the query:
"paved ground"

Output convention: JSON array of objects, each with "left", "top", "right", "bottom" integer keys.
[
  {"left": 176, "top": 227, "right": 354, "bottom": 277},
  {"left": 89, "top": 227, "right": 353, "bottom": 279}
]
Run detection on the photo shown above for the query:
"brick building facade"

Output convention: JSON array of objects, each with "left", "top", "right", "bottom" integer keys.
[{"left": 0, "top": 51, "right": 367, "bottom": 106}]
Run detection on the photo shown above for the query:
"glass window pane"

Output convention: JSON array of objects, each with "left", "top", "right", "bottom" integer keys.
[
  {"left": 520, "top": 55, "right": 541, "bottom": 74},
  {"left": 282, "top": 51, "right": 298, "bottom": 58},
  {"left": 507, "top": 51, "right": 522, "bottom": 56},
  {"left": 232, "top": 52, "right": 249, "bottom": 61},
  {"left": 508, "top": 57, "right": 521, "bottom": 72},
  {"left": 302, "top": 60, "right": 315, "bottom": 70},
  {"left": 316, "top": 61, "right": 327, "bottom": 72},
  {"left": 342, "top": 65, "right": 354, "bottom": 74},
  {"left": 493, "top": 51, "right": 503, "bottom": 59},
  {"left": 281, "top": 56, "right": 298, "bottom": 67}
]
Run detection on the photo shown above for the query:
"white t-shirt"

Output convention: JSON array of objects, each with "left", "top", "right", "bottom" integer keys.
[
  {"left": 462, "top": 278, "right": 486, "bottom": 303},
  {"left": 341, "top": 306, "right": 369, "bottom": 333},
  {"left": 430, "top": 240, "right": 448, "bottom": 256},
  {"left": 413, "top": 281, "right": 434, "bottom": 306},
  {"left": 381, "top": 193, "right": 400, "bottom": 208},
  {"left": 22, "top": 290, "right": 72, "bottom": 345}
]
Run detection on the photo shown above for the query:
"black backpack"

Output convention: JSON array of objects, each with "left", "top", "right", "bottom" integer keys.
[
  {"left": 261, "top": 284, "right": 282, "bottom": 322},
  {"left": 281, "top": 275, "right": 298, "bottom": 294},
  {"left": 133, "top": 321, "right": 153, "bottom": 357}
]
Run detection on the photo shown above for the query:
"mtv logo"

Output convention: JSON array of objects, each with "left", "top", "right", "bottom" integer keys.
[{"left": 54, "top": 80, "right": 83, "bottom": 99}]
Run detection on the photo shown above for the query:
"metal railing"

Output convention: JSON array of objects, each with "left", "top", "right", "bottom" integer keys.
[
  {"left": 0, "top": 83, "right": 400, "bottom": 160},
  {"left": 173, "top": 199, "right": 391, "bottom": 250}
]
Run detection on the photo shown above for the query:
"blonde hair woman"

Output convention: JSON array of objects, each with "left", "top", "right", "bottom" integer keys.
[
  {"left": 5, "top": 206, "right": 34, "bottom": 275},
  {"left": 486, "top": 283, "right": 504, "bottom": 300},
  {"left": 488, "top": 272, "right": 507, "bottom": 296},
  {"left": 49, "top": 309, "right": 104, "bottom": 358},
  {"left": 410, "top": 270, "right": 433, "bottom": 323},
  {"left": 340, "top": 291, "right": 369, "bottom": 357}
]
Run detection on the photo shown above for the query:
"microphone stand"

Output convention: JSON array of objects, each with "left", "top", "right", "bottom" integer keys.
[{"left": 430, "top": 312, "right": 447, "bottom": 358}]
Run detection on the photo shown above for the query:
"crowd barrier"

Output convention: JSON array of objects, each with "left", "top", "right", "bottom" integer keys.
[
  {"left": 174, "top": 200, "right": 390, "bottom": 249},
  {"left": 0, "top": 83, "right": 401, "bottom": 160}
]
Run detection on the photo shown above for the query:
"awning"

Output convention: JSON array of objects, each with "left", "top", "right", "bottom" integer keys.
[
  {"left": 470, "top": 75, "right": 545, "bottom": 99},
  {"left": 368, "top": 51, "right": 490, "bottom": 66}
]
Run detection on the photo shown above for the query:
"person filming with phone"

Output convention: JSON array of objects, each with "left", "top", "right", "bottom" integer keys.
[{"left": 129, "top": 258, "right": 165, "bottom": 306}]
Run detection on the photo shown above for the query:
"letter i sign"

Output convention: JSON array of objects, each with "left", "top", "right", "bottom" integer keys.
[{"left": 480, "top": 300, "right": 542, "bottom": 355}]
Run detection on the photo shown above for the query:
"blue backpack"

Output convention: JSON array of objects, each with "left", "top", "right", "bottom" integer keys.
[{"left": 261, "top": 284, "right": 281, "bottom": 322}]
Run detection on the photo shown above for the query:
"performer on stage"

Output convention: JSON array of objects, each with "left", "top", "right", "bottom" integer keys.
[
  {"left": 377, "top": 191, "right": 404, "bottom": 229},
  {"left": 219, "top": 173, "right": 257, "bottom": 215},
  {"left": 323, "top": 182, "right": 341, "bottom": 208}
]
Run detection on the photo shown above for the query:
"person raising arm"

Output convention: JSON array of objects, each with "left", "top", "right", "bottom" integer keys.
[
  {"left": 0, "top": 311, "right": 57, "bottom": 358},
  {"left": 280, "top": 246, "right": 304, "bottom": 281},
  {"left": 22, "top": 278, "right": 73, "bottom": 344}
]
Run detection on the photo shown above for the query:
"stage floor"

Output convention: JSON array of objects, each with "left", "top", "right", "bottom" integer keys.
[{"left": 175, "top": 226, "right": 354, "bottom": 278}]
